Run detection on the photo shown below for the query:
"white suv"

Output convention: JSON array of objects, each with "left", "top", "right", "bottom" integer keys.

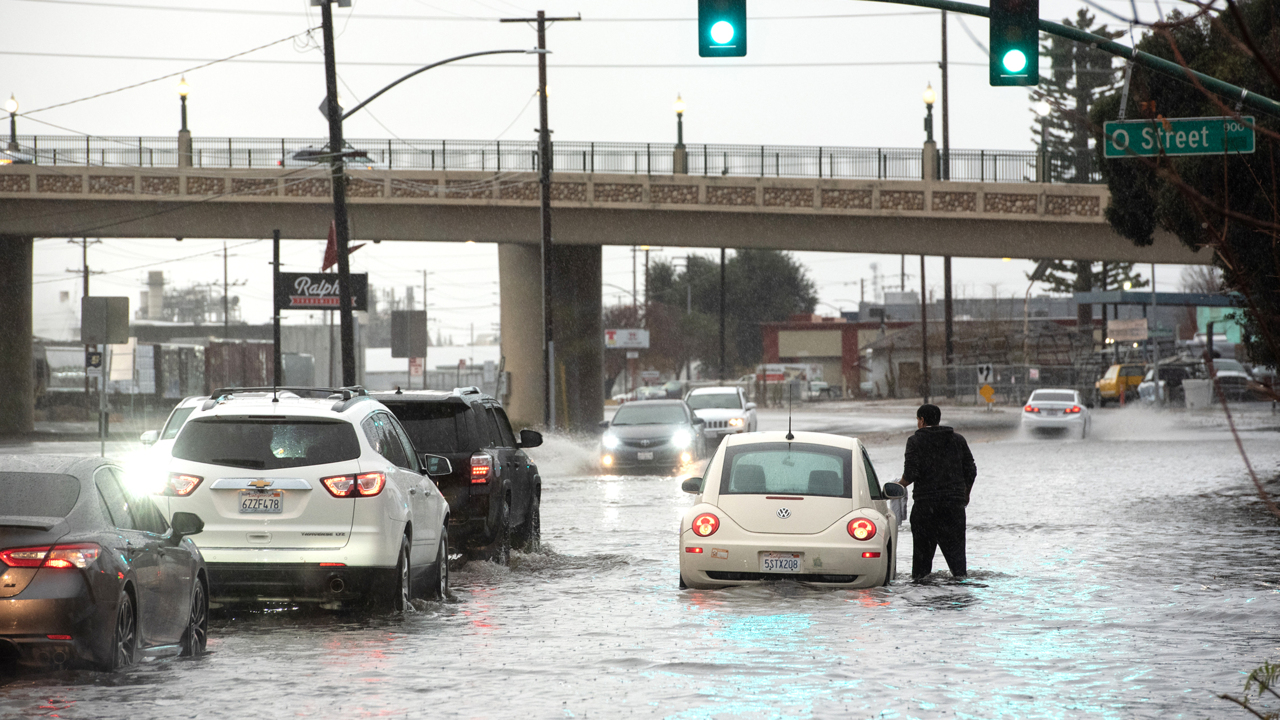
[{"left": 159, "top": 387, "right": 451, "bottom": 610}]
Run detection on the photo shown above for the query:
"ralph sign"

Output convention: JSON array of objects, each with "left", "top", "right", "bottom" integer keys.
[{"left": 274, "top": 272, "right": 368, "bottom": 311}]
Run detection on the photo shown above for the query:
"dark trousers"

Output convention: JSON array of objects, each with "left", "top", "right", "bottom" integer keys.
[{"left": 910, "top": 502, "right": 967, "bottom": 578}]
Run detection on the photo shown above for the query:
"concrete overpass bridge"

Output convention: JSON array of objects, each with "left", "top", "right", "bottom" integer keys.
[{"left": 0, "top": 135, "right": 1208, "bottom": 434}]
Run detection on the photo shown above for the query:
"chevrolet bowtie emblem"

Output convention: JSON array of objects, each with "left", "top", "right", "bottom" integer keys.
[{"left": 248, "top": 479, "right": 274, "bottom": 489}]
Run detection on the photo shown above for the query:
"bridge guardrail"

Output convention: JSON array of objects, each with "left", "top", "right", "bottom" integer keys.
[{"left": 9, "top": 135, "right": 1102, "bottom": 184}]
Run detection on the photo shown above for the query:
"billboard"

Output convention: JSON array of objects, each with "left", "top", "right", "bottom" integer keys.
[
  {"left": 605, "top": 328, "right": 650, "bottom": 349},
  {"left": 275, "top": 272, "right": 368, "bottom": 312}
]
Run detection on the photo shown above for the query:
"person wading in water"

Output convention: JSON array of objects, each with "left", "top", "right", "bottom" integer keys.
[{"left": 899, "top": 404, "right": 977, "bottom": 580}]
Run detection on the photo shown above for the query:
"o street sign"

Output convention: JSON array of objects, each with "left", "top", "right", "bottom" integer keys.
[{"left": 1104, "top": 116, "right": 1255, "bottom": 158}]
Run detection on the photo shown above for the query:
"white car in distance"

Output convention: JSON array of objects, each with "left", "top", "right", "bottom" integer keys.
[
  {"left": 679, "top": 431, "right": 904, "bottom": 589},
  {"left": 685, "top": 386, "right": 757, "bottom": 443},
  {"left": 160, "top": 387, "right": 452, "bottom": 610},
  {"left": 1021, "top": 388, "right": 1091, "bottom": 438}
]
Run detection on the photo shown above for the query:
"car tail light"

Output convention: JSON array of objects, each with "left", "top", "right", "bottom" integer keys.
[
  {"left": 470, "top": 453, "right": 493, "bottom": 484},
  {"left": 0, "top": 544, "right": 101, "bottom": 569},
  {"left": 356, "top": 471, "right": 385, "bottom": 496},
  {"left": 1023, "top": 405, "right": 1040, "bottom": 413},
  {"left": 685, "top": 547, "right": 703, "bottom": 553},
  {"left": 1065, "top": 405, "right": 1082, "bottom": 414},
  {"left": 847, "top": 517, "right": 877, "bottom": 541},
  {"left": 321, "top": 474, "right": 356, "bottom": 497},
  {"left": 46, "top": 635, "right": 72, "bottom": 640},
  {"left": 862, "top": 551, "right": 881, "bottom": 558},
  {"left": 165, "top": 473, "right": 203, "bottom": 496},
  {"left": 692, "top": 513, "right": 719, "bottom": 537}
]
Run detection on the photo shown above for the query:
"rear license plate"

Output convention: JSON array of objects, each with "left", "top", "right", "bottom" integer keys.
[
  {"left": 637, "top": 451, "right": 654, "bottom": 460},
  {"left": 239, "top": 490, "right": 283, "bottom": 514},
  {"left": 761, "top": 552, "right": 802, "bottom": 573}
]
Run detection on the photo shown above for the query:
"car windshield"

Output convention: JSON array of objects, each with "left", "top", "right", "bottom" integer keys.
[
  {"left": 1030, "top": 391, "right": 1076, "bottom": 403},
  {"left": 686, "top": 393, "right": 742, "bottom": 410},
  {"left": 720, "top": 443, "right": 851, "bottom": 498},
  {"left": 161, "top": 406, "right": 195, "bottom": 441},
  {"left": 612, "top": 404, "right": 687, "bottom": 426},
  {"left": 1214, "top": 360, "right": 1247, "bottom": 373},
  {"left": 385, "top": 403, "right": 465, "bottom": 454},
  {"left": 172, "top": 418, "right": 361, "bottom": 469},
  {"left": 0, "top": 472, "right": 81, "bottom": 518}
]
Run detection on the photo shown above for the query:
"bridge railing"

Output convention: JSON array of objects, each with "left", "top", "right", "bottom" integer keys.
[{"left": 10, "top": 135, "right": 1103, "bottom": 184}]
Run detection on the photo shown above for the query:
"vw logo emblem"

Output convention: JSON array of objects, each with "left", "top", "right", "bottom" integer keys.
[{"left": 776, "top": 508, "right": 792, "bottom": 519}]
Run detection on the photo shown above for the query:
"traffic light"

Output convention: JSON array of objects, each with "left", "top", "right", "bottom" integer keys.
[
  {"left": 989, "top": 0, "right": 1039, "bottom": 86},
  {"left": 699, "top": 0, "right": 746, "bottom": 58}
]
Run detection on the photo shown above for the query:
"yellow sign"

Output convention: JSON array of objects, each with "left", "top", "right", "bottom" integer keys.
[{"left": 979, "top": 384, "right": 995, "bottom": 403}]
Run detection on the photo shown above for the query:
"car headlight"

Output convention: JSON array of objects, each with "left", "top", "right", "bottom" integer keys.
[
  {"left": 602, "top": 434, "right": 620, "bottom": 450},
  {"left": 671, "top": 430, "right": 692, "bottom": 448},
  {"left": 728, "top": 417, "right": 745, "bottom": 427}
]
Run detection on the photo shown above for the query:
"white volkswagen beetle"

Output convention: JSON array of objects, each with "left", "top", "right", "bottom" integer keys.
[{"left": 679, "top": 430, "right": 905, "bottom": 589}]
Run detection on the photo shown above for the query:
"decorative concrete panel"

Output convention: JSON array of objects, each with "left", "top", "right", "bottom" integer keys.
[
  {"left": 1045, "top": 194, "right": 1100, "bottom": 217},
  {"left": 0, "top": 175, "right": 31, "bottom": 193},
  {"left": 231, "top": 178, "right": 278, "bottom": 196},
  {"left": 932, "top": 191, "right": 977, "bottom": 212},
  {"left": 186, "top": 176, "right": 224, "bottom": 195},
  {"left": 88, "top": 176, "right": 134, "bottom": 195},
  {"left": 707, "top": 186, "right": 757, "bottom": 206},
  {"left": 37, "top": 175, "right": 83, "bottom": 194},
  {"left": 499, "top": 181, "right": 539, "bottom": 201},
  {"left": 552, "top": 182, "right": 587, "bottom": 202},
  {"left": 820, "top": 188, "right": 872, "bottom": 210},
  {"left": 595, "top": 182, "right": 644, "bottom": 203},
  {"left": 764, "top": 187, "right": 814, "bottom": 208},
  {"left": 348, "top": 178, "right": 383, "bottom": 198},
  {"left": 651, "top": 184, "right": 699, "bottom": 204},
  {"left": 880, "top": 190, "right": 924, "bottom": 211},
  {"left": 141, "top": 176, "right": 178, "bottom": 195},
  {"left": 391, "top": 179, "right": 439, "bottom": 198},
  {"left": 444, "top": 179, "right": 492, "bottom": 200},
  {"left": 985, "top": 193, "right": 1037, "bottom": 214},
  {"left": 286, "top": 177, "right": 330, "bottom": 197}
]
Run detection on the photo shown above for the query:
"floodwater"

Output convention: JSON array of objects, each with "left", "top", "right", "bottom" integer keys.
[{"left": 2, "top": 407, "right": 1279, "bottom": 719}]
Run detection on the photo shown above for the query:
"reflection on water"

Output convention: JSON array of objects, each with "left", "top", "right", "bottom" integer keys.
[{"left": 2, "top": 429, "right": 1279, "bottom": 719}]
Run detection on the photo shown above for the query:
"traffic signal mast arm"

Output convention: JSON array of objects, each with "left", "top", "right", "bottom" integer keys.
[{"left": 858, "top": 0, "right": 1280, "bottom": 119}]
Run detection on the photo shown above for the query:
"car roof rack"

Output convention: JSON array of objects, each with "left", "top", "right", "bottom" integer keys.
[
  {"left": 453, "top": 386, "right": 482, "bottom": 396},
  {"left": 203, "top": 386, "right": 369, "bottom": 412}
]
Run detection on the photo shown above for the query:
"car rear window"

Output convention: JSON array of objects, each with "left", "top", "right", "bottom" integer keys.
[
  {"left": 719, "top": 442, "right": 853, "bottom": 498},
  {"left": 161, "top": 406, "right": 195, "bottom": 440},
  {"left": 1030, "top": 391, "right": 1075, "bottom": 403},
  {"left": 172, "top": 418, "right": 361, "bottom": 469},
  {"left": 686, "top": 392, "right": 742, "bottom": 410},
  {"left": 385, "top": 403, "right": 469, "bottom": 454},
  {"left": 0, "top": 472, "right": 81, "bottom": 518}
]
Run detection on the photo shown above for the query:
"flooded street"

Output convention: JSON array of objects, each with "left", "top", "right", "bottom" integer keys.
[{"left": 2, "top": 407, "right": 1279, "bottom": 719}]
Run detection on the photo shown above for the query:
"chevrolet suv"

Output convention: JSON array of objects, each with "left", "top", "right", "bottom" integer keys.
[
  {"left": 160, "top": 387, "right": 452, "bottom": 610},
  {"left": 372, "top": 388, "right": 542, "bottom": 564}
]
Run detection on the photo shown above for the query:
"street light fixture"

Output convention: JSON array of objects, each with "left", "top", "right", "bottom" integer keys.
[
  {"left": 5, "top": 94, "right": 18, "bottom": 151},
  {"left": 922, "top": 83, "right": 936, "bottom": 143},
  {"left": 177, "top": 76, "right": 190, "bottom": 132},
  {"left": 1034, "top": 99, "right": 1051, "bottom": 182},
  {"left": 674, "top": 93, "right": 686, "bottom": 146},
  {"left": 673, "top": 93, "right": 688, "bottom": 174}
]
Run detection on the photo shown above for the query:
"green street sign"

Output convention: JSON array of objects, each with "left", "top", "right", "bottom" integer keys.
[{"left": 1103, "top": 116, "right": 1255, "bottom": 158}]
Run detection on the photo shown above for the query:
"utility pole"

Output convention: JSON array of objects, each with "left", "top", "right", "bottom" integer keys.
[
  {"left": 944, "top": 256, "right": 954, "bottom": 375},
  {"left": 223, "top": 241, "right": 230, "bottom": 336},
  {"left": 273, "top": 230, "right": 282, "bottom": 387},
  {"left": 500, "top": 9, "right": 580, "bottom": 429},
  {"left": 423, "top": 269, "right": 429, "bottom": 390},
  {"left": 940, "top": 10, "right": 950, "bottom": 180},
  {"left": 68, "top": 238, "right": 101, "bottom": 410},
  {"left": 921, "top": 255, "right": 930, "bottom": 403},
  {"left": 719, "top": 247, "right": 726, "bottom": 385}
]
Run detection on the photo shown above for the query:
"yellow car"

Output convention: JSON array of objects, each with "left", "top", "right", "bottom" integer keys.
[{"left": 1095, "top": 363, "right": 1146, "bottom": 406}]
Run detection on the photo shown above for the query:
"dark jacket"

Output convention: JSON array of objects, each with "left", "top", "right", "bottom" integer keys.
[{"left": 901, "top": 425, "right": 976, "bottom": 505}]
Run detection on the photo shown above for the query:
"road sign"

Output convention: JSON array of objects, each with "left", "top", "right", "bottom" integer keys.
[
  {"left": 1107, "top": 318, "right": 1149, "bottom": 342},
  {"left": 626, "top": 350, "right": 639, "bottom": 359},
  {"left": 391, "top": 310, "right": 428, "bottom": 358},
  {"left": 640, "top": 370, "right": 661, "bottom": 381},
  {"left": 976, "top": 364, "right": 994, "bottom": 384},
  {"left": 85, "top": 349, "right": 103, "bottom": 377},
  {"left": 979, "top": 384, "right": 995, "bottom": 403},
  {"left": 605, "top": 329, "right": 650, "bottom": 349},
  {"left": 1103, "top": 116, "right": 1255, "bottom": 158},
  {"left": 82, "top": 297, "right": 130, "bottom": 345},
  {"left": 409, "top": 357, "right": 423, "bottom": 377}
]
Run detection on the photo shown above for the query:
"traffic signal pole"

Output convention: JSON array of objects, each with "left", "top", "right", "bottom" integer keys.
[{"left": 860, "top": 0, "right": 1280, "bottom": 118}]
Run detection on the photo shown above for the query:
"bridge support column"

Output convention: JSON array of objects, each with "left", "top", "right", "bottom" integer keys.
[
  {"left": 499, "top": 243, "right": 545, "bottom": 429},
  {"left": 0, "top": 236, "right": 34, "bottom": 436}
]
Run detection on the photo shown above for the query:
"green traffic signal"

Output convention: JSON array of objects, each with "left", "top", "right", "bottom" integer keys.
[
  {"left": 699, "top": 0, "right": 747, "bottom": 57},
  {"left": 1001, "top": 49, "right": 1027, "bottom": 73},
  {"left": 989, "top": 0, "right": 1039, "bottom": 86}
]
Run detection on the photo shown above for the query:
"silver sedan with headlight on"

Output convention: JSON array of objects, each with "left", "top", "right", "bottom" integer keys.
[{"left": 598, "top": 400, "right": 707, "bottom": 474}]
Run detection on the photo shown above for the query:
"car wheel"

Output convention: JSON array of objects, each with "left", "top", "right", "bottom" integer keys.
[
  {"left": 426, "top": 526, "right": 450, "bottom": 600},
  {"left": 179, "top": 578, "right": 208, "bottom": 658},
  {"left": 491, "top": 496, "right": 512, "bottom": 565},
  {"left": 679, "top": 573, "right": 688, "bottom": 589},
  {"left": 513, "top": 487, "right": 541, "bottom": 552},
  {"left": 882, "top": 542, "right": 894, "bottom": 586},
  {"left": 378, "top": 536, "right": 412, "bottom": 612},
  {"left": 105, "top": 588, "right": 136, "bottom": 671}
]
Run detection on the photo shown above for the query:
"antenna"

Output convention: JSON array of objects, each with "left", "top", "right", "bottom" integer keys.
[{"left": 785, "top": 383, "right": 794, "bottom": 441}]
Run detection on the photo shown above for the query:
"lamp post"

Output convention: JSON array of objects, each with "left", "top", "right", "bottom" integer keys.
[
  {"left": 923, "top": 83, "right": 936, "bottom": 143},
  {"left": 177, "top": 77, "right": 192, "bottom": 168},
  {"left": 5, "top": 94, "right": 18, "bottom": 151},
  {"left": 673, "top": 93, "right": 688, "bottom": 174},
  {"left": 922, "top": 83, "right": 937, "bottom": 180},
  {"left": 1034, "top": 100, "right": 1051, "bottom": 182}
]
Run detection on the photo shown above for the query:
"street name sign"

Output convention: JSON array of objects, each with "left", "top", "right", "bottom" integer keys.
[{"left": 1103, "top": 116, "right": 1255, "bottom": 158}]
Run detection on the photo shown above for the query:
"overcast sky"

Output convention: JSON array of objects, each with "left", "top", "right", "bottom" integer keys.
[{"left": 8, "top": 0, "right": 1196, "bottom": 342}]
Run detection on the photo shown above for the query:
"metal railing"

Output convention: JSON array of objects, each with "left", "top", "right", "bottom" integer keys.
[{"left": 9, "top": 135, "right": 1103, "bottom": 184}]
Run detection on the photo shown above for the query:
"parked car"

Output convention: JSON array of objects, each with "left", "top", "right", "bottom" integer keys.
[
  {"left": 678, "top": 431, "right": 904, "bottom": 589},
  {"left": 599, "top": 400, "right": 706, "bottom": 474},
  {"left": 1094, "top": 363, "right": 1146, "bottom": 406},
  {"left": 1021, "top": 388, "right": 1091, "bottom": 438},
  {"left": 685, "top": 386, "right": 757, "bottom": 443},
  {"left": 372, "top": 387, "right": 542, "bottom": 563},
  {"left": 162, "top": 387, "right": 451, "bottom": 610},
  {"left": 1194, "top": 358, "right": 1254, "bottom": 401},
  {"left": 1137, "top": 366, "right": 1191, "bottom": 405},
  {"left": 807, "top": 381, "right": 839, "bottom": 400},
  {"left": 0, "top": 454, "right": 208, "bottom": 670}
]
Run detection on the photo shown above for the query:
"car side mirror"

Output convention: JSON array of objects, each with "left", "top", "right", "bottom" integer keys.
[
  {"left": 882, "top": 482, "right": 907, "bottom": 499},
  {"left": 518, "top": 429, "right": 543, "bottom": 449},
  {"left": 139, "top": 430, "right": 159, "bottom": 446},
  {"left": 744, "top": 402, "right": 757, "bottom": 411},
  {"left": 597, "top": 420, "right": 611, "bottom": 432},
  {"left": 169, "top": 512, "right": 204, "bottom": 545},
  {"left": 421, "top": 454, "right": 453, "bottom": 478},
  {"left": 681, "top": 476, "right": 704, "bottom": 494},
  {"left": 692, "top": 417, "right": 705, "bottom": 426}
]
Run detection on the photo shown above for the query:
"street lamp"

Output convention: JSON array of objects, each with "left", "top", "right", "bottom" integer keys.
[
  {"left": 673, "top": 93, "right": 688, "bottom": 174},
  {"left": 674, "top": 93, "right": 686, "bottom": 146},
  {"left": 1034, "top": 99, "right": 1051, "bottom": 182},
  {"left": 177, "top": 76, "right": 190, "bottom": 132},
  {"left": 5, "top": 94, "right": 17, "bottom": 151},
  {"left": 922, "top": 83, "right": 936, "bottom": 143}
]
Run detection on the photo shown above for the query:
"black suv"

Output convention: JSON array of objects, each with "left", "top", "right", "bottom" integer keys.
[{"left": 372, "top": 387, "right": 541, "bottom": 563}]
